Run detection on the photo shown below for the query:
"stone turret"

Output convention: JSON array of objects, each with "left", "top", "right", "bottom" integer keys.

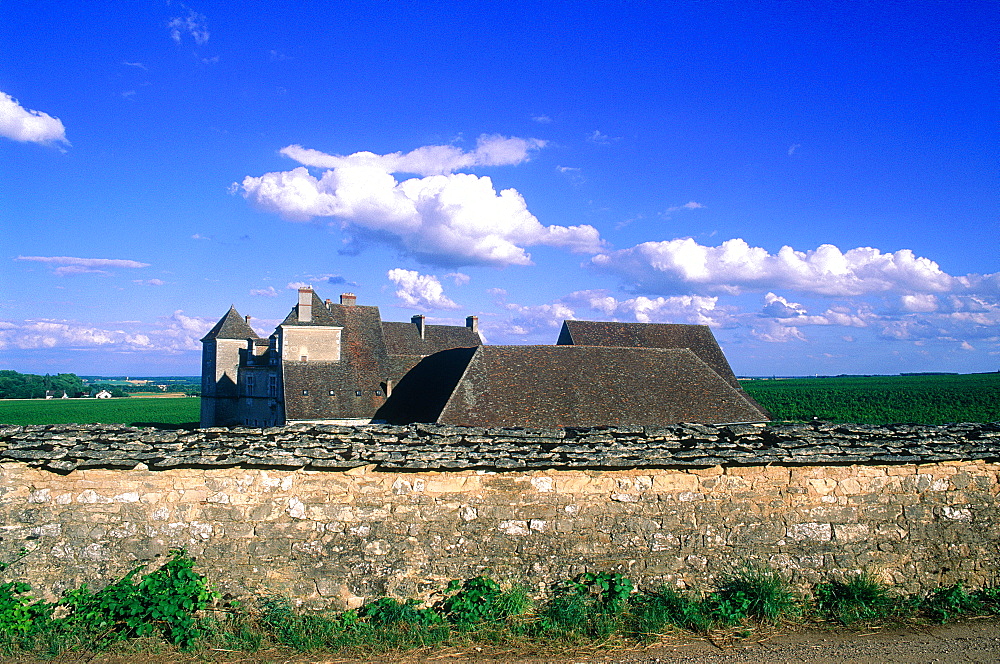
[{"left": 200, "top": 306, "right": 259, "bottom": 427}]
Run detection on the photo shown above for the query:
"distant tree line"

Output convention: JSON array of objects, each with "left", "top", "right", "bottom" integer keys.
[
  {"left": 0, "top": 371, "right": 201, "bottom": 399},
  {"left": 0, "top": 371, "right": 88, "bottom": 399}
]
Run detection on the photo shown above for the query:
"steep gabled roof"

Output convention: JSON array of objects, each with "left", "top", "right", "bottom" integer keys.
[
  {"left": 379, "top": 345, "right": 770, "bottom": 427},
  {"left": 280, "top": 292, "right": 342, "bottom": 326},
  {"left": 201, "top": 306, "right": 260, "bottom": 342},
  {"left": 557, "top": 320, "right": 741, "bottom": 388},
  {"left": 382, "top": 321, "right": 482, "bottom": 356}
]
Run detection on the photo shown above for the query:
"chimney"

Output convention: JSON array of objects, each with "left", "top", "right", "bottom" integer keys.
[
  {"left": 325, "top": 298, "right": 332, "bottom": 310},
  {"left": 245, "top": 315, "right": 251, "bottom": 324},
  {"left": 298, "top": 287, "right": 312, "bottom": 323},
  {"left": 411, "top": 314, "right": 426, "bottom": 339},
  {"left": 466, "top": 315, "right": 478, "bottom": 334},
  {"left": 340, "top": 293, "right": 357, "bottom": 306}
]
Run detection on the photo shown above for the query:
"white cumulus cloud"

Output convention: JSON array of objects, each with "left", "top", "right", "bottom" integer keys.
[
  {"left": 563, "top": 290, "right": 723, "bottom": 326},
  {"left": 387, "top": 269, "right": 459, "bottom": 310},
  {"left": 0, "top": 92, "right": 68, "bottom": 146},
  {"left": 592, "top": 238, "right": 961, "bottom": 297},
  {"left": 239, "top": 136, "right": 602, "bottom": 267},
  {"left": 0, "top": 311, "right": 216, "bottom": 354}
]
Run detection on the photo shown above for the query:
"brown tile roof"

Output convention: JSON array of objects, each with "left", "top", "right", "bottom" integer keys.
[
  {"left": 201, "top": 306, "right": 259, "bottom": 342},
  {"left": 373, "top": 348, "right": 479, "bottom": 424},
  {"left": 379, "top": 345, "right": 769, "bottom": 427},
  {"left": 382, "top": 321, "right": 482, "bottom": 356},
  {"left": 280, "top": 292, "right": 342, "bottom": 327},
  {"left": 281, "top": 360, "right": 390, "bottom": 421},
  {"left": 279, "top": 294, "right": 479, "bottom": 421},
  {"left": 557, "top": 320, "right": 741, "bottom": 388}
]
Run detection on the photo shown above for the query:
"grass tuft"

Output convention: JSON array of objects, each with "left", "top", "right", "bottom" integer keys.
[{"left": 813, "top": 572, "right": 904, "bottom": 625}]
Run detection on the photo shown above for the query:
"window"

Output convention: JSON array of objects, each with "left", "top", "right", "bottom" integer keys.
[
  {"left": 374, "top": 390, "right": 383, "bottom": 397},
  {"left": 268, "top": 376, "right": 278, "bottom": 397},
  {"left": 355, "top": 390, "right": 363, "bottom": 397},
  {"left": 245, "top": 375, "right": 255, "bottom": 396},
  {"left": 302, "top": 389, "right": 309, "bottom": 396}
]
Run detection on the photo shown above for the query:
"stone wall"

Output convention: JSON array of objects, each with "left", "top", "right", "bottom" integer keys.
[{"left": 0, "top": 422, "right": 998, "bottom": 608}]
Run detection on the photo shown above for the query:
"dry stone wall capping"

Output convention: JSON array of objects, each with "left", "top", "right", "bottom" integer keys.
[{"left": 0, "top": 422, "right": 998, "bottom": 609}]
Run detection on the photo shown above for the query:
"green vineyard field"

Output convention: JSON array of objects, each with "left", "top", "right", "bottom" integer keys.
[
  {"left": 743, "top": 373, "right": 1000, "bottom": 425},
  {"left": 0, "top": 397, "right": 201, "bottom": 428}
]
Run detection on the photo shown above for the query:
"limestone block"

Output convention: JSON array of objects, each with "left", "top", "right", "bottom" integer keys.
[
  {"left": 651, "top": 473, "right": 699, "bottom": 492},
  {"left": 785, "top": 522, "right": 833, "bottom": 542}
]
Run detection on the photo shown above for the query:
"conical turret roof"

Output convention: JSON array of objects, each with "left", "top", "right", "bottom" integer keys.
[{"left": 201, "top": 306, "right": 260, "bottom": 342}]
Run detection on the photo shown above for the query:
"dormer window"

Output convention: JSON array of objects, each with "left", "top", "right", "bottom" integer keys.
[
  {"left": 302, "top": 390, "right": 309, "bottom": 396},
  {"left": 355, "top": 390, "right": 362, "bottom": 397}
]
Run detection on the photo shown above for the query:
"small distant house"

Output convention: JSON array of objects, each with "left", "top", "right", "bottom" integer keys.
[
  {"left": 44, "top": 391, "right": 70, "bottom": 400},
  {"left": 94, "top": 389, "right": 112, "bottom": 399},
  {"left": 201, "top": 288, "right": 769, "bottom": 429}
]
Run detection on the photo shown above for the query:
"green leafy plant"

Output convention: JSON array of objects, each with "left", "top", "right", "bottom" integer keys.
[
  {"left": 438, "top": 575, "right": 530, "bottom": 627},
  {"left": 61, "top": 548, "right": 217, "bottom": 650},
  {"left": 813, "top": 572, "right": 904, "bottom": 625},
  {"left": 537, "top": 572, "right": 634, "bottom": 638},
  {"left": 919, "top": 582, "right": 982, "bottom": 624},
  {"left": 0, "top": 547, "right": 53, "bottom": 650},
  {"left": 973, "top": 585, "right": 1000, "bottom": 613},
  {"left": 360, "top": 597, "right": 442, "bottom": 627}
]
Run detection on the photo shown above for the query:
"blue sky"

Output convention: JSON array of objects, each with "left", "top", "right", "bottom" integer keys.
[{"left": 2, "top": 1, "right": 997, "bottom": 377}]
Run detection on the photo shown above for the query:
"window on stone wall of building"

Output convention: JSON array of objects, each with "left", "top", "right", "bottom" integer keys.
[
  {"left": 246, "top": 375, "right": 255, "bottom": 395},
  {"left": 268, "top": 376, "right": 278, "bottom": 397}
]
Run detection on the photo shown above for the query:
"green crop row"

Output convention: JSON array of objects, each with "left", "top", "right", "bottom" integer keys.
[
  {"left": 743, "top": 372, "right": 1000, "bottom": 424},
  {"left": 0, "top": 397, "right": 200, "bottom": 428}
]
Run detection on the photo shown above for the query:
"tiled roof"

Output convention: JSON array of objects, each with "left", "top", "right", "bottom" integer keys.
[
  {"left": 201, "top": 306, "right": 259, "bottom": 342},
  {"left": 382, "top": 321, "right": 482, "bottom": 356},
  {"left": 379, "top": 345, "right": 770, "bottom": 427},
  {"left": 280, "top": 292, "right": 342, "bottom": 326},
  {"left": 557, "top": 320, "right": 741, "bottom": 388},
  {"left": 279, "top": 295, "right": 480, "bottom": 421},
  {"left": 373, "top": 348, "right": 479, "bottom": 424},
  {"left": 282, "top": 361, "right": 388, "bottom": 421}
]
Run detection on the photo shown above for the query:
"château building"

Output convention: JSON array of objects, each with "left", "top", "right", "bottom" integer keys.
[{"left": 201, "top": 287, "right": 769, "bottom": 428}]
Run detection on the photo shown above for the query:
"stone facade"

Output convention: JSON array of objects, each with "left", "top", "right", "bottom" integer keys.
[{"left": 0, "top": 422, "right": 997, "bottom": 608}]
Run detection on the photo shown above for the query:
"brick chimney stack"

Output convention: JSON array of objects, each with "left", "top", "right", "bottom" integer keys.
[
  {"left": 298, "top": 287, "right": 312, "bottom": 323},
  {"left": 340, "top": 293, "right": 357, "bottom": 306},
  {"left": 411, "top": 314, "right": 426, "bottom": 339},
  {"left": 466, "top": 315, "right": 478, "bottom": 334}
]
